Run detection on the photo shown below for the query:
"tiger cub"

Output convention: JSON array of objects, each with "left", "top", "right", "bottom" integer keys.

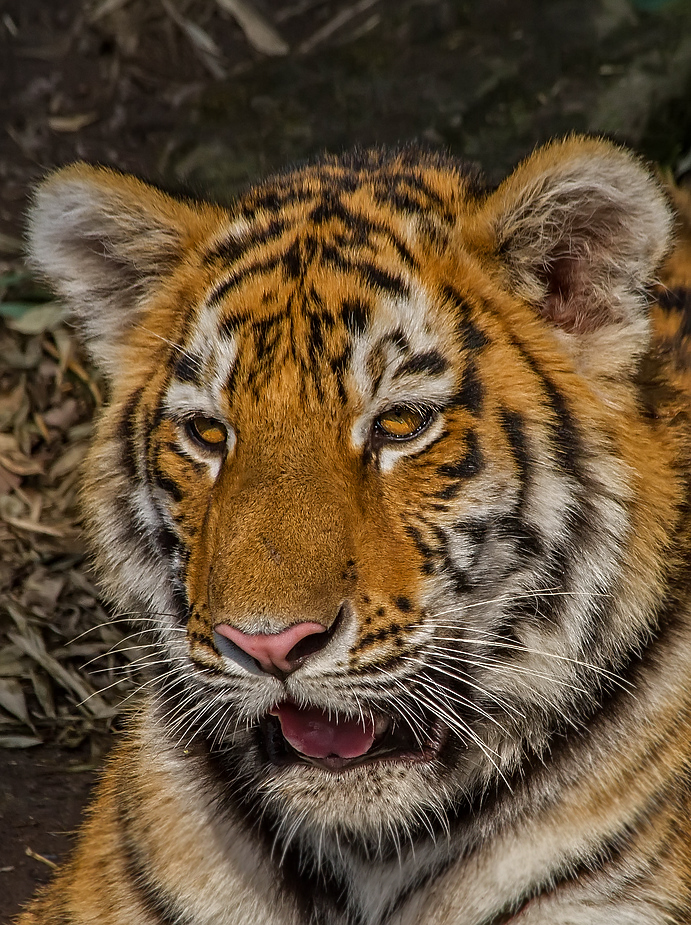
[{"left": 19, "top": 137, "right": 691, "bottom": 924}]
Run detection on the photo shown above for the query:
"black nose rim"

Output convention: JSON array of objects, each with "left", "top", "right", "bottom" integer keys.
[{"left": 285, "top": 603, "right": 346, "bottom": 666}]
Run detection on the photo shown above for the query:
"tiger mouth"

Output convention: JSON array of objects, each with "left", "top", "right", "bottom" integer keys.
[{"left": 261, "top": 701, "right": 445, "bottom": 771}]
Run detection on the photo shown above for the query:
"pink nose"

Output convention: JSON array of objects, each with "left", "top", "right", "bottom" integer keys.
[{"left": 215, "top": 622, "right": 327, "bottom": 675}]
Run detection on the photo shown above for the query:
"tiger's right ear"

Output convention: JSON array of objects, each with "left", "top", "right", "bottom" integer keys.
[{"left": 27, "top": 164, "right": 225, "bottom": 375}]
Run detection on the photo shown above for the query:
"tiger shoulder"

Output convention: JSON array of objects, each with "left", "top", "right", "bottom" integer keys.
[{"left": 17, "top": 136, "right": 691, "bottom": 924}]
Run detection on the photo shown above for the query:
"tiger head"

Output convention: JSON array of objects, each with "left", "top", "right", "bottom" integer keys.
[{"left": 28, "top": 139, "right": 679, "bottom": 851}]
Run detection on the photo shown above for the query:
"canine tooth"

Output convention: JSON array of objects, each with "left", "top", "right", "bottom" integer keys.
[{"left": 374, "top": 714, "right": 390, "bottom": 737}]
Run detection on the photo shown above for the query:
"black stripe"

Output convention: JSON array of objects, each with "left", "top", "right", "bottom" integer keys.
[
  {"left": 459, "top": 316, "right": 491, "bottom": 351},
  {"left": 154, "top": 467, "right": 184, "bottom": 503},
  {"left": 450, "top": 360, "right": 484, "bottom": 414},
  {"left": 117, "top": 803, "right": 193, "bottom": 925},
  {"left": 428, "top": 521, "right": 474, "bottom": 593},
  {"left": 240, "top": 184, "right": 314, "bottom": 215},
  {"left": 395, "top": 350, "right": 448, "bottom": 378},
  {"left": 494, "top": 513, "right": 544, "bottom": 560},
  {"left": 307, "top": 311, "right": 324, "bottom": 361},
  {"left": 656, "top": 285, "right": 691, "bottom": 315},
  {"left": 309, "top": 195, "right": 419, "bottom": 269},
  {"left": 208, "top": 254, "right": 283, "bottom": 304},
  {"left": 204, "top": 218, "right": 287, "bottom": 265},
  {"left": 436, "top": 431, "right": 484, "bottom": 499},
  {"left": 372, "top": 173, "right": 455, "bottom": 224},
  {"left": 117, "top": 388, "right": 143, "bottom": 481},
  {"left": 321, "top": 245, "right": 409, "bottom": 297},
  {"left": 378, "top": 328, "right": 410, "bottom": 353},
  {"left": 498, "top": 408, "right": 530, "bottom": 508},
  {"left": 329, "top": 347, "right": 351, "bottom": 405},
  {"left": 281, "top": 237, "right": 304, "bottom": 279},
  {"left": 442, "top": 284, "right": 491, "bottom": 351},
  {"left": 156, "top": 527, "right": 181, "bottom": 557},
  {"left": 341, "top": 296, "right": 370, "bottom": 335},
  {"left": 171, "top": 578, "right": 191, "bottom": 623},
  {"left": 453, "top": 518, "right": 490, "bottom": 544},
  {"left": 163, "top": 441, "right": 207, "bottom": 476},
  {"left": 403, "top": 523, "right": 437, "bottom": 575},
  {"left": 172, "top": 352, "right": 202, "bottom": 385},
  {"left": 509, "top": 337, "right": 582, "bottom": 478},
  {"left": 220, "top": 310, "right": 251, "bottom": 337},
  {"left": 225, "top": 360, "right": 240, "bottom": 398}
]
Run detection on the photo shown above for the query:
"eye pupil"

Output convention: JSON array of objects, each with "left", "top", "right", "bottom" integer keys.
[{"left": 188, "top": 416, "right": 227, "bottom": 448}]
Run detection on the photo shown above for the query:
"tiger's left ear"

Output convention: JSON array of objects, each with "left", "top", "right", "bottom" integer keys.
[{"left": 476, "top": 137, "right": 672, "bottom": 343}]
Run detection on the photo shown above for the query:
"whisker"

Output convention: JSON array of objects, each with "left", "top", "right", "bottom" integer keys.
[
  {"left": 422, "top": 645, "right": 593, "bottom": 696},
  {"left": 131, "top": 323, "right": 203, "bottom": 371},
  {"left": 420, "top": 631, "right": 630, "bottom": 686}
]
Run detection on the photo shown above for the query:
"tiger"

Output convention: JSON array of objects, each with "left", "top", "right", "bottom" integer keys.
[{"left": 17, "top": 136, "right": 691, "bottom": 924}]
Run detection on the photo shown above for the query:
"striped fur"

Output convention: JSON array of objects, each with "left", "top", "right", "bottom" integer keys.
[{"left": 19, "top": 138, "right": 691, "bottom": 924}]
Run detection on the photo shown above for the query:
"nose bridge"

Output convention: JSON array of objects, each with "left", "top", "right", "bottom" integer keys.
[{"left": 204, "top": 440, "right": 354, "bottom": 632}]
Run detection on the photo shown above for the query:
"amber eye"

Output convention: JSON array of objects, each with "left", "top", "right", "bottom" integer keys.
[
  {"left": 374, "top": 406, "right": 433, "bottom": 441},
  {"left": 186, "top": 415, "right": 228, "bottom": 449}
]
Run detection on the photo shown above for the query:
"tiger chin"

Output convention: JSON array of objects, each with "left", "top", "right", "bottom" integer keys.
[{"left": 18, "top": 137, "right": 691, "bottom": 924}]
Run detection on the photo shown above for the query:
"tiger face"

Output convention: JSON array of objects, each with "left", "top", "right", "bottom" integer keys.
[{"left": 28, "top": 139, "right": 679, "bottom": 855}]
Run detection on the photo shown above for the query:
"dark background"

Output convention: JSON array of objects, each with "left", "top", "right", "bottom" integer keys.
[{"left": 2, "top": 0, "right": 691, "bottom": 920}]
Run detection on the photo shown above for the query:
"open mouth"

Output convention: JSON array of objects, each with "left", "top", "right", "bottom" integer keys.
[{"left": 262, "top": 701, "right": 445, "bottom": 771}]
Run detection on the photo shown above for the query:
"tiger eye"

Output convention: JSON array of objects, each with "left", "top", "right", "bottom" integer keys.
[
  {"left": 375, "top": 406, "right": 432, "bottom": 441},
  {"left": 187, "top": 416, "right": 228, "bottom": 448}
]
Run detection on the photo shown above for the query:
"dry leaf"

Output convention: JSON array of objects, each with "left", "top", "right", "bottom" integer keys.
[
  {"left": 0, "top": 464, "right": 21, "bottom": 495},
  {"left": 0, "top": 678, "right": 32, "bottom": 727},
  {"left": 0, "top": 451, "right": 44, "bottom": 477},
  {"left": 47, "top": 113, "right": 99, "bottom": 133},
  {"left": 0, "top": 645, "right": 26, "bottom": 679},
  {"left": 5, "top": 303, "right": 67, "bottom": 334},
  {"left": 299, "top": 0, "right": 380, "bottom": 54},
  {"left": 0, "top": 735, "right": 43, "bottom": 749},
  {"left": 2, "top": 516, "right": 67, "bottom": 538},
  {"left": 160, "top": 0, "right": 227, "bottom": 79},
  {"left": 43, "top": 398, "right": 80, "bottom": 431},
  {"left": 48, "top": 443, "right": 87, "bottom": 482},
  {"left": 0, "top": 282, "right": 137, "bottom": 749},
  {"left": 88, "top": 0, "right": 134, "bottom": 22},
  {"left": 30, "top": 669, "right": 57, "bottom": 720},
  {"left": 22, "top": 569, "right": 65, "bottom": 611},
  {"left": 25, "top": 848, "right": 58, "bottom": 870},
  {"left": 215, "top": 0, "right": 288, "bottom": 56}
]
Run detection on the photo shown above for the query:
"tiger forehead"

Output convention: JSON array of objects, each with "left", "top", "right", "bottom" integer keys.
[
  {"left": 166, "top": 156, "right": 483, "bottom": 415},
  {"left": 183, "top": 281, "right": 462, "bottom": 414},
  {"left": 201, "top": 154, "right": 477, "bottom": 307}
]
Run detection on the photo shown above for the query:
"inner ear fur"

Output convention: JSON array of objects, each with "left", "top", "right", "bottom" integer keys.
[
  {"left": 27, "top": 164, "right": 225, "bottom": 374},
  {"left": 476, "top": 137, "right": 673, "bottom": 335}
]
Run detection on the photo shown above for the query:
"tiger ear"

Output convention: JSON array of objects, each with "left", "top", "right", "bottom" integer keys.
[
  {"left": 477, "top": 138, "right": 672, "bottom": 343},
  {"left": 27, "top": 164, "right": 223, "bottom": 375}
]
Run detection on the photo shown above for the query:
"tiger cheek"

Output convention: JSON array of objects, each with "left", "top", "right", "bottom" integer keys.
[{"left": 184, "top": 487, "right": 227, "bottom": 629}]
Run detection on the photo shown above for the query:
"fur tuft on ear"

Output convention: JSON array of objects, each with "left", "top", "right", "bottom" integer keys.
[
  {"left": 479, "top": 137, "right": 673, "bottom": 338},
  {"left": 27, "top": 164, "right": 223, "bottom": 375}
]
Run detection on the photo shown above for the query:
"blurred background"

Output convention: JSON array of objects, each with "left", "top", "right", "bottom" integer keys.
[{"left": 1, "top": 0, "right": 691, "bottom": 918}]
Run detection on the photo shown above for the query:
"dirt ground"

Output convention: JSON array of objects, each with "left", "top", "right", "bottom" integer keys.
[{"left": 2, "top": 0, "right": 691, "bottom": 920}]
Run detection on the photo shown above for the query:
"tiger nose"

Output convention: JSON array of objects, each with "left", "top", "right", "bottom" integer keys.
[{"left": 215, "top": 622, "right": 328, "bottom": 675}]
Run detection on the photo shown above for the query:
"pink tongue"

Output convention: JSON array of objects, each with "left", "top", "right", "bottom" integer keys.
[{"left": 271, "top": 703, "right": 376, "bottom": 759}]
